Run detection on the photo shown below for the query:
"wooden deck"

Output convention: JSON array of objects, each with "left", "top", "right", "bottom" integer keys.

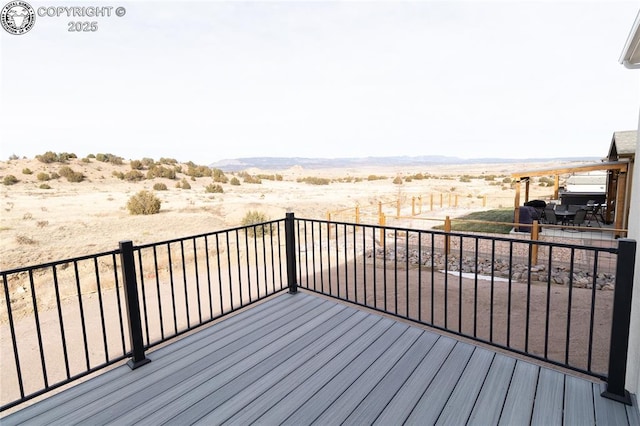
[{"left": 2, "top": 292, "right": 639, "bottom": 425}]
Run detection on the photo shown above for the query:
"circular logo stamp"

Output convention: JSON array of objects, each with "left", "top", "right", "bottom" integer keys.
[{"left": 1, "top": 1, "right": 35, "bottom": 35}]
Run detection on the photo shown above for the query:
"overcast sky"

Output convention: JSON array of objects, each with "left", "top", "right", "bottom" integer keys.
[{"left": 1, "top": 0, "right": 638, "bottom": 163}]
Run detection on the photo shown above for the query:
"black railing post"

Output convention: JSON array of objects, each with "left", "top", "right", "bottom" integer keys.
[
  {"left": 285, "top": 213, "right": 298, "bottom": 294},
  {"left": 119, "top": 240, "right": 151, "bottom": 370},
  {"left": 602, "top": 238, "right": 636, "bottom": 405}
]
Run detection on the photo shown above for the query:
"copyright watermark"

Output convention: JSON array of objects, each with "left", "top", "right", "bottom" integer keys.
[
  {"left": 1, "top": 1, "right": 36, "bottom": 34},
  {"left": 1, "top": 1, "right": 126, "bottom": 34}
]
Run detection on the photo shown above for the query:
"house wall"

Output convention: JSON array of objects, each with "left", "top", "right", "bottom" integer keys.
[{"left": 626, "top": 124, "right": 640, "bottom": 397}]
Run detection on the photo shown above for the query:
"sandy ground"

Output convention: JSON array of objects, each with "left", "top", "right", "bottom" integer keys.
[
  {"left": 0, "top": 156, "right": 609, "bottom": 411},
  {"left": 0, "top": 156, "right": 565, "bottom": 270}
]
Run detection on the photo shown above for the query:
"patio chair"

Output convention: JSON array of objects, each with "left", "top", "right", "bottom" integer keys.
[
  {"left": 544, "top": 209, "right": 557, "bottom": 225},
  {"left": 585, "top": 203, "right": 602, "bottom": 226},
  {"left": 570, "top": 209, "right": 587, "bottom": 228}
]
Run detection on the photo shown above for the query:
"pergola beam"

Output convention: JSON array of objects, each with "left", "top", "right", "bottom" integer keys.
[
  {"left": 511, "top": 161, "right": 628, "bottom": 179},
  {"left": 511, "top": 161, "right": 630, "bottom": 233}
]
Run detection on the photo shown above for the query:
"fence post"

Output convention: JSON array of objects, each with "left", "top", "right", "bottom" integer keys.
[
  {"left": 355, "top": 205, "right": 360, "bottom": 224},
  {"left": 430, "top": 194, "right": 434, "bottom": 211},
  {"left": 418, "top": 196, "right": 422, "bottom": 214},
  {"left": 412, "top": 197, "right": 416, "bottom": 216},
  {"left": 285, "top": 212, "right": 298, "bottom": 294},
  {"left": 326, "top": 211, "right": 331, "bottom": 240},
  {"left": 379, "top": 213, "right": 386, "bottom": 246},
  {"left": 119, "top": 240, "right": 151, "bottom": 370},
  {"left": 483, "top": 195, "right": 487, "bottom": 207},
  {"left": 378, "top": 201, "right": 382, "bottom": 218},
  {"left": 440, "top": 193, "right": 443, "bottom": 208},
  {"left": 531, "top": 220, "right": 539, "bottom": 265},
  {"left": 602, "top": 238, "right": 636, "bottom": 405},
  {"left": 444, "top": 216, "right": 451, "bottom": 255}
]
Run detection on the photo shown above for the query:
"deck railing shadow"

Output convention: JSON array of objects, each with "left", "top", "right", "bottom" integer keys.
[{"left": 0, "top": 213, "right": 636, "bottom": 412}]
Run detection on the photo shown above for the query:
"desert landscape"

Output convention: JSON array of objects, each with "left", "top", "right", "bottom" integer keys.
[
  {"left": 0, "top": 153, "right": 568, "bottom": 271},
  {"left": 0, "top": 153, "right": 613, "bottom": 411}
]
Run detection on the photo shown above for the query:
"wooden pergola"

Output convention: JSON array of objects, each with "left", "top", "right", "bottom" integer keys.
[{"left": 511, "top": 161, "right": 629, "bottom": 235}]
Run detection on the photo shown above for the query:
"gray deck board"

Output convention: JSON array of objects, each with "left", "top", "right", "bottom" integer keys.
[
  {"left": 404, "top": 342, "right": 475, "bottom": 425},
  {"left": 373, "top": 335, "right": 457, "bottom": 425},
  {"left": 564, "top": 375, "right": 596, "bottom": 425},
  {"left": 341, "top": 331, "right": 439, "bottom": 425},
  {"left": 119, "top": 302, "right": 354, "bottom": 425},
  {"left": 466, "top": 354, "right": 517, "bottom": 425},
  {"left": 202, "top": 312, "right": 384, "bottom": 425},
  {"left": 499, "top": 360, "right": 540, "bottom": 426},
  {"left": 52, "top": 296, "right": 338, "bottom": 426},
  {"left": 258, "top": 321, "right": 410, "bottom": 424},
  {"left": 218, "top": 314, "right": 397, "bottom": 425},
  {"left": 435, "top": 347, "right": 495, "bottom": 425},
  {"left": 5, "top": 292, "right": 302, "bottom": 424},
  {"left": 531, "top": 367, "right": 565, "bottom": 425},
  {"left": 2, "top": 291, "right": 637, "bottom": 426},
  {"left": 306, "top": 326, "right": 426, "bottom": 425},
  {"left": 11, "top": 293, "right": 318, "bottom": 425}
]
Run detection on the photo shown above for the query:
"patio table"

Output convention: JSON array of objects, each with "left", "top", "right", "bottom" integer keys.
[{"left": 554, "top": 210, "right": 576, "bottom": 225}]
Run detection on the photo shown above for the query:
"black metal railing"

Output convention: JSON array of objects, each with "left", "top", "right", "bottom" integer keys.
[
  {"left": 291, "top": 216, "right": 636, "bottom": 404},
  {"left": 1, "top": 249, "right": 128, "bottom": 411},
  {"left": 1, "top": 213, "right": 635, "bottom": 411},
  {"left": 0, "top": 219, "right": 288, "bottom": 411}
]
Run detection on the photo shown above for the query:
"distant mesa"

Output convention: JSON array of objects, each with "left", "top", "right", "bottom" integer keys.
[{"left": 209, "top": 155, "right": 601, "bottom": 172}]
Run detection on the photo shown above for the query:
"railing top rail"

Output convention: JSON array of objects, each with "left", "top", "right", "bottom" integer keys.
[
  {"left": 1, "top": 219, "right": 288, "bottom": 275},
  {"left": 294, "top": 216, "right": 620, "bottom": 254},
  {"left": 134, "top": 218, "right": 286, "bottom": 250},
  {"left": 1, "top": 249, "right": 120, "bottom": 276}
]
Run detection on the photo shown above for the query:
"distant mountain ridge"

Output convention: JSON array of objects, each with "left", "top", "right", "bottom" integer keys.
[{"left": 210, "top": 155, "right": 601, "bottom": 171}]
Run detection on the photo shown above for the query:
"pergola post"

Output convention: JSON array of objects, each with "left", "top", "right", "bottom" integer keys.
[
  {"left": 615, "top": 171, "right": 627, "bottom": 237},
  {"left": 606, "top": 170, "right": 618, "bottom": 224},
  {"left": 514, "top": 179, "right": 521, "bottom": 226}
]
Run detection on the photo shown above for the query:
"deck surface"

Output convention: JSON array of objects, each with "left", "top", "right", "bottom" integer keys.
[{"left": 3, "top": 292, "right": 639, "bottom": 425}]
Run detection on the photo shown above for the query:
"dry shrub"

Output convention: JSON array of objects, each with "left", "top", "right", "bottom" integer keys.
[
  {"left": 126, "top": 190, "right": 161, "bottom": 215},
  {"left": 58, "top": 166, "right": 84, "bottom": 182},
  {"left": 178, "top": 178, "right": 191, "bottom": 189},
  {"left": 36, "top": 151, "right": 59, "bottom": 163},
  {"left": 36, "top": 172, "right": 50, "bottom": 181},
  {"left": 153, "top": 183, "right": 168, "bottom": 191},
  {"left": 205, "top": 183, "right": 224, "bottom": 193},
  {"left": 298, "top": 176, "right": 329, "bottom": 185},
  {"left": 241, "top": 210, "right": 271, "bottom": 237},
  {"left": 124, "top": 170, "right": 145, "bottom": 181},
  {"left": 3, "top": 175, "right": 18, "bottom": 185}
]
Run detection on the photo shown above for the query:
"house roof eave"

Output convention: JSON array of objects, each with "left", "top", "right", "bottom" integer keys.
[{"left": 620, "top": 9, "right": 640, "bottom": 68}]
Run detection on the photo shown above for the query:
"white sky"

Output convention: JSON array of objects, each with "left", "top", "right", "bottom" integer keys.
[{"left": 1, "top": 0, "right": 639, "bottom": 163}]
